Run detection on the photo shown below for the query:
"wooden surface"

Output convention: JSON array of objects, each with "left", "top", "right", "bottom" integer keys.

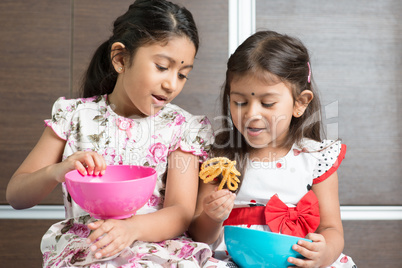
[
  {"left": 0, "top": 0, "right": 71, "bottom": 204},
  {"left": 256, "top": 0, "right": 402, "bottom": 205},
  {"left": 0, "top": 219, "right": 400, "bottom": 267},
  {"left": 0, "top": 219, "right": 58, "bottom": 267}
]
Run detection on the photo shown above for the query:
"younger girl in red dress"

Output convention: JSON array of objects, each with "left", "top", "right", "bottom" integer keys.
[{"left": 190, "top": 30, "right": 356, "bottom": 268}]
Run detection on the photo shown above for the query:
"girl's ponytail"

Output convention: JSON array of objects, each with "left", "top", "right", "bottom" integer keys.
[{"left": 81, "top": 40, "right": 117, "bottom": 98}]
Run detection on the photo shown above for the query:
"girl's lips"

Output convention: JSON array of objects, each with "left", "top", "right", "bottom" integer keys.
[
  {"left": 152, "top": 94, "right": 167, "bottom": 106},
  {"left": 246, "top": 127, "right": 264, "bottom": 137}
]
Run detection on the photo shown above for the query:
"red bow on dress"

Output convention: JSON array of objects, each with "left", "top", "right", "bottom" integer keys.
[
  {"left": 265, "top": 190, "right": 320, "bottom": 237},
  {"left": 223, "top": 190, "right": 320, "bottom": 238}
]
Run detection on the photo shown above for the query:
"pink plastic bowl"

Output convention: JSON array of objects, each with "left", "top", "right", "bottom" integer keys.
[{"left": 65, "top": 165, "right": 157, "bottom": 219}]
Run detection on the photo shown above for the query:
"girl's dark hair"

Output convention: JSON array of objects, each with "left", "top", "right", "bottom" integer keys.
[
  {"left": 213, "top": 30, "right": 323, "bottom": 179},
  {"left": 81, "top": 0, "right": 199, "bottom": 97}
]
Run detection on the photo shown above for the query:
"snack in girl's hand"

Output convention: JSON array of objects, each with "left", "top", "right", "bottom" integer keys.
[{"left": 199, "top": 157, "right": 241, "bottom": 191}]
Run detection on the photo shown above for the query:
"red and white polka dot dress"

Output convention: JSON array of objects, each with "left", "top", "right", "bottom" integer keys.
[{"left": 204, "top": 139, "right": 356, "bottom": 268}]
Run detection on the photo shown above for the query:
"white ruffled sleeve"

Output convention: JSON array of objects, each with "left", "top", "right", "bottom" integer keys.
[
  {"left": 44, "top": 97, "right": 77, "bottom": 140},
  {"left": 170, "top": 114, "right": 214, "bottom": 162},
  {"left": 310, "top": 140, "right": 347, "bottom": 184}
]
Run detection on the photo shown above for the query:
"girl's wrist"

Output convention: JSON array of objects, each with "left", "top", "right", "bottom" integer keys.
[
  {"left": 124, "top": 214, "right": 141, "bottom": 241},
  {"left": 47, "top": 161, "right": 70, "bottom": 183}
]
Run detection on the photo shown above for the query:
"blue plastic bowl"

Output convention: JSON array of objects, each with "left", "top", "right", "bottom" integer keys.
[{"left": 224, "top": 226, "right": 311, "bottom": 267}]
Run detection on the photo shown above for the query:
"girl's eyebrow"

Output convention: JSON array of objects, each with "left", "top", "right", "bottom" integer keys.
[{"left": 154, "top": 54, "right": 193, "bottom": 70}]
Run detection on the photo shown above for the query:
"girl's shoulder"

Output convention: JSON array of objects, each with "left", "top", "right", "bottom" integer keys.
[
  {"left": 295, "top": 138, "right": 347, "bottom": 184},
  {"left": 159, "top": 103, "right": 212, "bottom": 126},
  {"left": 297, "top": 138, "right": 344, "bottom": 153},
  {"left": 157, "top": 104, "right": 214, "bottom": 162},
  {"left": 45, "top": 95, "right": 107, "bottom": 141},
  {"left": 51, "top": 95, "right": 106, "bottom": 112}
]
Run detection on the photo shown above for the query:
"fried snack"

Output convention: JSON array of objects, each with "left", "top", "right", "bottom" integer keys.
[{"left": 199, "top": 157, "right": 241, "bottom": 191}]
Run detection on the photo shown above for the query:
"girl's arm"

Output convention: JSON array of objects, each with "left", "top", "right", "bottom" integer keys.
[
  {"left": 187, "top": 181, "right": 236, "bottom": 245},
  {"left": 289, "top": 171, "right": 344, "bottom": 267},
  {"left": 6, "top": 127, "right": 106, "bottom": 209},
  {"left": 86, "top": 149, "right": 202, "bottom": 258}
]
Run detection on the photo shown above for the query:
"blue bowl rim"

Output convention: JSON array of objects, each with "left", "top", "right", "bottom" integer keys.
[{"left": 224, "top": 225, "right": 312, "bottom": 242}]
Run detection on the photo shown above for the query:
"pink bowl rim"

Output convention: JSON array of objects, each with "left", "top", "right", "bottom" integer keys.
[{"left": 65, "top": 165, "right": 157, "bottom": 184}]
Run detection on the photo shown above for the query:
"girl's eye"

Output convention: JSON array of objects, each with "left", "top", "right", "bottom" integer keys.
[
  {"left": 156, "top": 64, "right": 168, "bottom": 71},
  {"left": 262, "top": 103, "right": 275, "bottom": 108},
  {"left": 178, "top": 73, "right": 188, "bottom": 80}
]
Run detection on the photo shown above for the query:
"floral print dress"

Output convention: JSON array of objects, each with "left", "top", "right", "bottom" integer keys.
[{"left": 41, "top": 95, "right": 214, "bottom": 268}]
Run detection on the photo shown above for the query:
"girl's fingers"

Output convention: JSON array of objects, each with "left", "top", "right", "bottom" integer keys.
[
  {"left": 205, "top": 192, "right": 235, "bottom": 221},
  {"left": 87, "top": 220, "right": 104, "bottom": 231},
  {"left": 205, "top": 190, "right": 227, "bottom": 201},
  {"left": 92, "top": 153, "right": 106, "bottom": 175},
  {"left": 71, "top": 151, "right": 106, "bottom": 176},
  {"left": 83, "top": 153, "right": 96, "bottom": 175},
  {"left": 205, "top": 190, "right": 232, "bottom": 204},
  {"left": 292, "top": 242, "right": 318, "bottom": 261},
  {"left": 221, "top": 192, "right": 236, "bottom": 210},
  {"left": 288, "top": 253, "right": 317, "bottom": 267},
  {"left": 74, "top": 160, "right": 87, "bottom": 175},
  {"left": 287, "top": 256, "right": 310, "bottom": 267},
  {"left": 86, "top": 221, "right": 106, "bottom": 244},
  {"left": 97, "top": 236, "right": 126, "bottom": 258},
  {"left": 87, "top": 221, "right": 127, "bottom": 259},
  {"left": 296, "top": 239, "right": 316, "bottom": 252},
  {"left": 217, "top": 193, "right": 236, "bottom": 219},
  {"left": 205, "top": 191, "right": 232, "bottom": 211},
  {"left": 304, "top": 232, "right": 324, "bottom": 243},
  {"left": 91, "top": 232, "right": 114, "bottom": 258}
]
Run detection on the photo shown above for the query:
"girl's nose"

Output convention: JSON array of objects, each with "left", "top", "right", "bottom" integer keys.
[
  {"left": 244, "top": 102, "right": 262, "bottom": 120},
  {"left": 162, "top": 74, "right": 178, "bottom": 93}
]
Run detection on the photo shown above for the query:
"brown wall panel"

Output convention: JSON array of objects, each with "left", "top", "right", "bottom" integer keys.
[
  {"left": 343, "top": 220, "right": 402, "bottom": 267},
  {"left": 0, "top": 219, "right": 58, "bottom": 267},
  {"left": 256, "top": 0, "right": 402, "bottom": 205},
  {"left": 0, "top": 0, "right": 71, "bottom": 204}
]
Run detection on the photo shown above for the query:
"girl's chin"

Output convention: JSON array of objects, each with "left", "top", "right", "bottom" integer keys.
[
  {"left": 244, "top": 138, "right": 271, "bottom": 148},
  {"left": 244, "top": 137, "right": 284, "bottom": 149}
]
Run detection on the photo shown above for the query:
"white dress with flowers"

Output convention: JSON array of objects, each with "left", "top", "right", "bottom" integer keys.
[{"left": 40, "top": 95, "right": 214, "bottom": 268}]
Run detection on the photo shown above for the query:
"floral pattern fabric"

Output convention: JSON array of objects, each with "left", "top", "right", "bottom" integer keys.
[{"left": 41, "top": 95, "right": 214, "bottom": 267}]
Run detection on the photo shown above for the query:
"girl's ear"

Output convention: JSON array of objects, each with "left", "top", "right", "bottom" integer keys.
[
  {"left": 111, "top": 42, "right": 126, "bottom": 73},
  {"left": 293, "top": 90, "right": 314, "bottom": 117}
]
